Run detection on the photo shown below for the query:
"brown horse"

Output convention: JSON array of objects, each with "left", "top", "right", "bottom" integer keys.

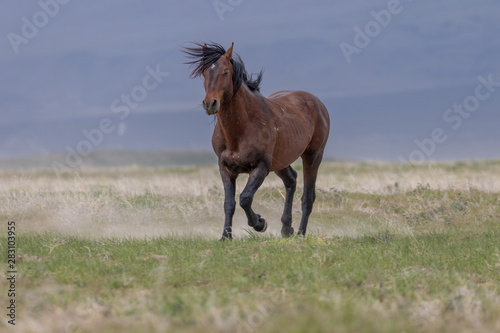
[{"left": 184, "top": 42, "right": 330, "bottom": 240}]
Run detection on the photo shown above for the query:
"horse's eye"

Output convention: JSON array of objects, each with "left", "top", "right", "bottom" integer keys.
[{"left": 223, "top": 71, "right": 229, "bottom": 75}]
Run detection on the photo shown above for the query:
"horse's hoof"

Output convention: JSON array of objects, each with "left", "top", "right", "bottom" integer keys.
[
  {"left": 253, "top": 216, "right": 267, "bottom": 233},
  {"left": 219, "top": 235, "right": 232, "bottom": 241},
  {"left": 281, "top": 226, "right": 294, "bottom": 237},
  {"left": 259, "top": 220, "right": 268, "bottom": 232}
]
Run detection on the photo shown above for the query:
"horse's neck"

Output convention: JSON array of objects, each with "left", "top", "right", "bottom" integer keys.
[{"left": 217, "top": 86, "right": 265, "bottom": 150}]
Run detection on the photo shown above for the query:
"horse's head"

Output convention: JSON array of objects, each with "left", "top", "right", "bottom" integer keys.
[
  {"left": 184, "top": 42, "right": 263, "bottom": 115},
  {"left": 201, "top": 43, "right": 234, "bottom": 115}
]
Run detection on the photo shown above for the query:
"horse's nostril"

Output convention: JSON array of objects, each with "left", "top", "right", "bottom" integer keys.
[{"left": 203, "top": 99, "right": 218, "bottom": 111}]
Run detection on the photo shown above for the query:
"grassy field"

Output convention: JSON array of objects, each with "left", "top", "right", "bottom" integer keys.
[{"left": 1, "top": 159, "right": 500, "bottom": 332}]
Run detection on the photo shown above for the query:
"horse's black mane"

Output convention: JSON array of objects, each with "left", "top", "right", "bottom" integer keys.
[{"left": 183, "top": 42, "right": 263, "bottom": 93}]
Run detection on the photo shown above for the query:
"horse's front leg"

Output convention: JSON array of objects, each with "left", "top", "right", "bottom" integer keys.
[
  {"left": 219, "top": 162, "right": 237, "bottom": 240},
  {"left": 240, "top": 162, "right": 269, "bottom": 232}
]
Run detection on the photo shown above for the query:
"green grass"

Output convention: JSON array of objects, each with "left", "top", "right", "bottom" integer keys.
[
  {"left": 2, "top": 229, "right": 499, "bottom": 333},
  {"left": 1, "top": 160, "right": 500, "bottom": 332}
]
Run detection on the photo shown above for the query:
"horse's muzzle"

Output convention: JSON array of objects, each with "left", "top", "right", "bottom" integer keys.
[{"left": 202, "top": 98, "right": 219, "bottom": 115}]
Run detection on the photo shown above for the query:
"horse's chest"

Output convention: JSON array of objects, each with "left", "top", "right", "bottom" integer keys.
[{"left": 220, "top": 150, "right": 259, "bottom": 174}]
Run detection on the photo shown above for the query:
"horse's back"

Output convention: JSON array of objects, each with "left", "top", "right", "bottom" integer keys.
[
  {"left": 268, "top": 90, "right": 329, "bottom": 121},
  {"left": 268, "top": 90, "right": 295, "bottom": 100}
]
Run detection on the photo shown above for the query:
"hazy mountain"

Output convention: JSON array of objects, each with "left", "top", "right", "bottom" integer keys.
[{"left": 1, "top": 0, "right": 499, "bottom": 161}]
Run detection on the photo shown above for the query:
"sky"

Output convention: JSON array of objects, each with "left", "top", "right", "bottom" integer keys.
[{"left": 1, "top": 0, "right": 499, "bottom": 162}]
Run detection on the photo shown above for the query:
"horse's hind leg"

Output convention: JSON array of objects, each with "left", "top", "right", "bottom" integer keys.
[
  {"left": 275, "top": 166, "right": 297, "bottom": 237},
  {"left": 298, "top": 150, "right": 324, "bottom": 236},
  {"left": 240, "top": 162, "right": 269, "bottom": 232}
]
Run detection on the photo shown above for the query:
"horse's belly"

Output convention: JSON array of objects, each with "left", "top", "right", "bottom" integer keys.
[{"left": 271, "top": 125, "right": 312, "bottom": 171}]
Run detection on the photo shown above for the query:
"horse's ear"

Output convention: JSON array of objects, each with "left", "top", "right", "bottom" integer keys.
[{"left": 224, "top": 42, "right": 234, "bottom": 60}]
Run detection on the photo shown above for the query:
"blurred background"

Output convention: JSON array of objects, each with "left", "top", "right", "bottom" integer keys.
[{"left": 1, "top": 0, "right": 499, "bottom": 166}]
